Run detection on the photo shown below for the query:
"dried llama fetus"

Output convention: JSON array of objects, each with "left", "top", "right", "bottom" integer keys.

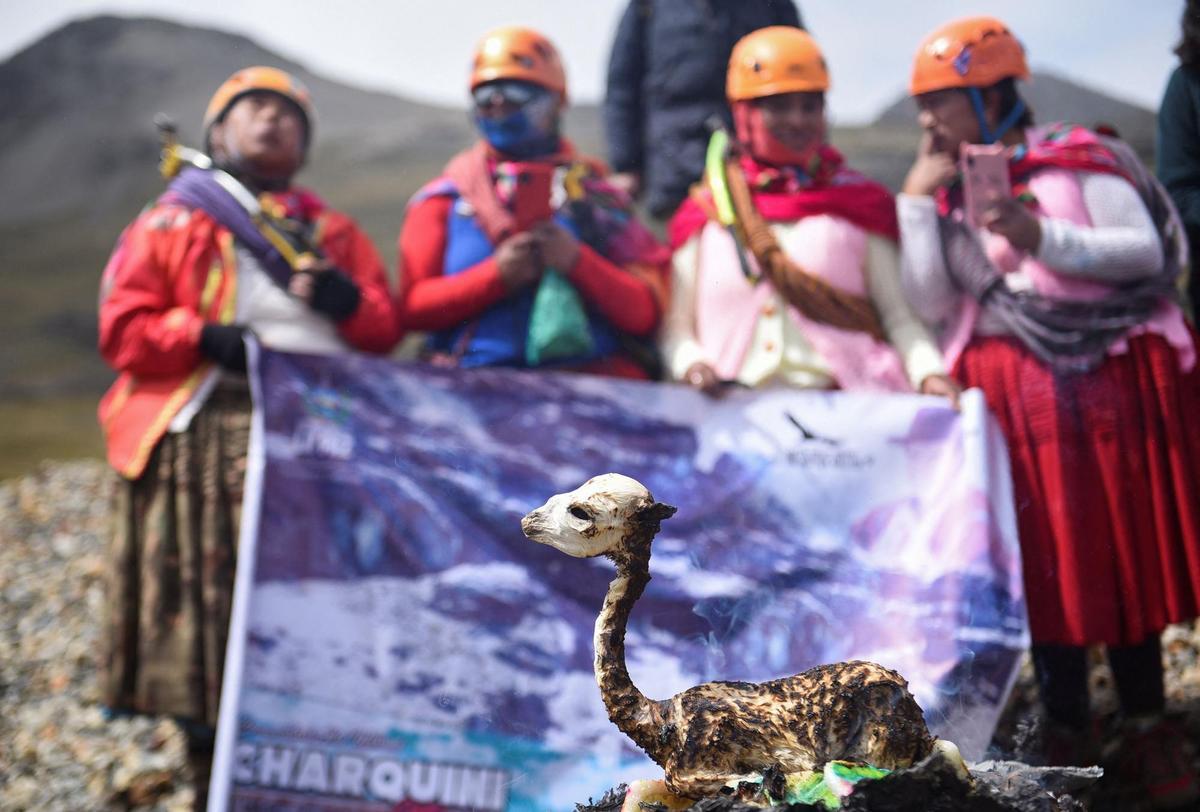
[{"left": 521, "top": 474, "right": 936, "bottom": 798}]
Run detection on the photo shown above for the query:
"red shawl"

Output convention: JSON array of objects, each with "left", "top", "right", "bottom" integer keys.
[
  {"left": 668, "top": 145, "right": 899, "bottom": 250},
  {"left": 414, "top": 139, "right": 605, "bottom": 244}
]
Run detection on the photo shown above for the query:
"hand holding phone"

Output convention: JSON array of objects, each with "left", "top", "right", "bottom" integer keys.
[{"left": 960, "top": 144, "right": 1011, "bottom": 228}]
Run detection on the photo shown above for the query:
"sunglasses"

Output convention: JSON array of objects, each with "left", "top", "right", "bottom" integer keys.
[{"left": 471, "top": 80, "right": 545, "bottom": 109}]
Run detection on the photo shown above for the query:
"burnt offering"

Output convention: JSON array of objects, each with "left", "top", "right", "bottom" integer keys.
[
  {"left": 575, "top": 753, "right": 1101, "bottom": 811},
  {"left": 521, "top": 474, "right": 946, "bottom": 801}
]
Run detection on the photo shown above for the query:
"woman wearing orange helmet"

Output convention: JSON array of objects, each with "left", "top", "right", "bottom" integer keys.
[
  {"left": 397, "top": 27, "right": 668, "bottom": 378},
  {"left": 663, "top": 27, "right": 956, "bottom": 399},
  {"left": 898, "top": 17, "right": 1200, "bottom": 795},
  {"left": 98, "top": 66, "right": 402, "bottom": 803}
]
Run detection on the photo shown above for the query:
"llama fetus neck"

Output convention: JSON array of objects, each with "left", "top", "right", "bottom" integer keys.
[{"left": 594, "top": 537, "right": 665, "bottom": 763}]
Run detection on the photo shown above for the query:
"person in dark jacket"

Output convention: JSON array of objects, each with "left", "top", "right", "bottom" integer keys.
[
  {"left": 1158, "top": 0, "right": 1200, "bottom": 317},
  {"left": 604, "top": 0, "right": 803, "bottom": 219}
]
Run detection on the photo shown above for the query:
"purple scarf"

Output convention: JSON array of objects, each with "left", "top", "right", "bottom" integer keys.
[{"left": 161, "top": 167, "right": 296, "bottom": 288}]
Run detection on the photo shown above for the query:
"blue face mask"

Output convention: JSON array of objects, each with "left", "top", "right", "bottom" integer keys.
[{"left": 474, "top": 91, "right": 561, "bottom": 158}]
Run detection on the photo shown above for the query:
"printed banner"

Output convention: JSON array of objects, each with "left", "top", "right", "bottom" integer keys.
[{"left": 210, "top": 347, "right": 1028, "bottom": 811}]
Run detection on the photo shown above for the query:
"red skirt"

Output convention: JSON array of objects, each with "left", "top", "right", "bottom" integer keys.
[{"left": 956, "top": 332, "right": 1200, "bottom": 646}]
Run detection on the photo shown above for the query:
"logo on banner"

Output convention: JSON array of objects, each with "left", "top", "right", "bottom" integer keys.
[
  {"left": 281, "top": 387, "right": 356, "bottom": 459},
  {"left": 782, "top": 410, "right": 874, "bottom": 470}
]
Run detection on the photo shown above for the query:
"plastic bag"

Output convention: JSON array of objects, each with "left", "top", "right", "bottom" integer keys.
[{"left": 525, "top": 269, "right": 594, "bottom": 366}]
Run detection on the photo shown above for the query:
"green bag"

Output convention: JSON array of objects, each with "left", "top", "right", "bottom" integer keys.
[{"left": 525, "top": 269, "right": 595, "bottom": 366}]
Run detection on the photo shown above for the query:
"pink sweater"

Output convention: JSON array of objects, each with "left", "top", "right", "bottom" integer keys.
[
  {"left": 665, "top": 215, "right": 945, "bottom": 391},
  {"left": 899, "top": 166, "right": 1194, "bottom": 372}
]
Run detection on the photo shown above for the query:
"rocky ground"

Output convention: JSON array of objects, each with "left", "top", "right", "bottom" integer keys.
[
  {"left": 3, "top": 460, "right": 1200, "bottom": 811},
  {"left": 1, "top": 461, "right": 194, "bottom": 811}
]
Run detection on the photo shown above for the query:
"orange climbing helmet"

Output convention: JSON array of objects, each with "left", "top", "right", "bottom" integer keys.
[
  {"left": 909, "top": 16, "right": 1030, "bottom": 96},
  {"left": 727, "top": 26, "right": 829, "bottom": 101},
  {"left": 203, "top": 66, "right": 315, "bottom": 142},
  {"left": 470, "top": 26, "right": 567, "bottom": 98}
]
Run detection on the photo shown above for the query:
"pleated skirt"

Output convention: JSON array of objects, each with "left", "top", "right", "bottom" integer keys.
[
  {"left": 955, "top": 332, "right": 1200, "bottom": 646},
  {"left": 102, "top": 381, "right": 250, "bottom": 726}
]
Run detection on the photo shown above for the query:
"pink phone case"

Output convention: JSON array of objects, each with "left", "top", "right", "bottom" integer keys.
[{"left": 960, "top": 144, "right": 1011, "bottom": 228}]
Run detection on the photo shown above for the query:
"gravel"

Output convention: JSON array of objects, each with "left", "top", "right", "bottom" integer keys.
[
  {"left": 3, "top": 459, "right": 1199, "bottom": 811},
  {"left": 1, "top": 461, "right": 194, "bottom": 811}
]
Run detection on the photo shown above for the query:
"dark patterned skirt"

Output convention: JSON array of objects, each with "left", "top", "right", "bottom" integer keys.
[
  {"left": 955, "top": 331, "right": 1200, "bottom": 647},
  {"left": 102, "top": 379, "right": 251, "bottom": 727}
]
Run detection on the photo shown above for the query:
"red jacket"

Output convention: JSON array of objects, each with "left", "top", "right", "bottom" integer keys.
[
  {"left": 398, "top": 142, "right": 669, "bottom": 379},
  {"left": 99, "top": 198, "right": 400, "bottom": 479},
  {"left": 400, "top": 194, "right": 664, "bottom": 337}
]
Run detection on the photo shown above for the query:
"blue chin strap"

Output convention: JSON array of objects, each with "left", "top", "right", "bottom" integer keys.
[{"left": 967, "top": 86, "right": 1026, "bottom": 145}]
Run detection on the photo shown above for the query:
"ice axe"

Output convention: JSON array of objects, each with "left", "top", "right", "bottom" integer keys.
[
  {"left": 704, "top": 117, "right": 757, "bottom": 282},
  {"left": 154, "top": 113, "right": 212, "bottom": 179}
]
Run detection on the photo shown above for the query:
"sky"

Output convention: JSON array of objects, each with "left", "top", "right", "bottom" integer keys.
[{"left": 0, "top": 0, "right": 1186, "bottom": 124}]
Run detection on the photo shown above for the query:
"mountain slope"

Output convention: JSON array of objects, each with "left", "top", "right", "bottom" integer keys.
[
  {"left": 874, "top": 70, "right": 1156, "bottom": 155},
  {"left": 0, "top": 15, "right": 474, "bottom": 226}
]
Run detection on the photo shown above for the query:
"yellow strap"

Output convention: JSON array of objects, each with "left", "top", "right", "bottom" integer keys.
[
  {"left": 218, "top": 233, "right": 239, "bottom": 323},
  {"left": 311, "top": 212, "right": 328, "bottom": 246},
  {"left": 564, "top": 163, "right": 588, "bottom": 201},
  {"left": 199, "top": 260, "right": 222, "bottom": 313},
  {"left": 254, "top": 214, "right": 304, "bottom": 267},
  {"left": 122, "top": 365, "right": 210, "bottom": 479},
  {"left": 254, "top": 198, "right": 322, "bottom": 271}
]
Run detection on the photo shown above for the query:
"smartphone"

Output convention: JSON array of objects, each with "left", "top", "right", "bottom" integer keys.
[
  {"left": 960, "top": 144, "right": 1011, "bottom": 228},
  {"left": 496, "top": 162, "right": 555, "bottom": 232}
]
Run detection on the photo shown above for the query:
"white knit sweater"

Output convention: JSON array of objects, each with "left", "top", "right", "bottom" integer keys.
[{"left": 898, "top": 171, "right": 1163, "bottom": 336}]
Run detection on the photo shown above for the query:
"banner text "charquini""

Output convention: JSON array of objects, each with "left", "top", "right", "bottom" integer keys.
[{"left": 234, "top": 744, "right": 509, "bottom": 810}]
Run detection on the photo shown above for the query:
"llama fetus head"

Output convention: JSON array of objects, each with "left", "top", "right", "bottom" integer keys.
[{"left": 521, "top": 473, "right": 676, "bottom": 560}]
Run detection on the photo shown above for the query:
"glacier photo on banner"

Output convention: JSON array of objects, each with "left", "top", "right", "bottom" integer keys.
[{"left": 209, "top": 347, "right": 1027, "bottom": 811}]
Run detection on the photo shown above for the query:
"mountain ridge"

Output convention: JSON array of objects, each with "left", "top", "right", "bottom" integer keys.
[
  {"left": 873, "top": 69, "right": 1156, "bottom": 150},
  {"left": 0, "top": 15, "right": 472, "bottom": 225}
]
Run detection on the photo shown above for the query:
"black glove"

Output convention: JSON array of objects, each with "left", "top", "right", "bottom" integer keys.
[
  {"left": 199, "top": 323, "right": 249, "bottom": 373},
  {"left": 308, "top": 268, "right": 362, "bottom": 322}
]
